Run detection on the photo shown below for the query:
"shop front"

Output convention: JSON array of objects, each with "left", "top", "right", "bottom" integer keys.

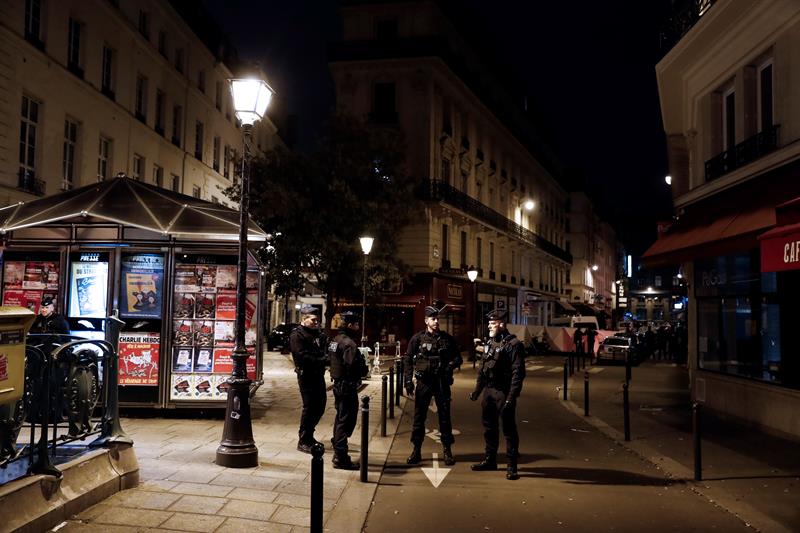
[{"left": 0, "top": 177, "right": 267, "bottom": 409}]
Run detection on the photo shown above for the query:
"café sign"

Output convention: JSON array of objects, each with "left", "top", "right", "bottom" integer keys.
[{"left": 759, "top": 223, "right": 800, "bottom": 272}]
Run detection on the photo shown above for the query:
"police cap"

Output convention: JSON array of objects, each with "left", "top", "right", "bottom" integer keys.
[
  {"left": 41, "top": 295, "right": 55, "bottom": 307},
  {"left": 486, "top": 308, "right": 507, "bottom": 321},
  {"left": 424, "top": 305, "right": 440, "bottom": 318},
  {"left": 340, "top": 310, "right": 361, "bottom": 324},
  {"left": 299, "top": 304, "right": 319, "bottom": 315}
]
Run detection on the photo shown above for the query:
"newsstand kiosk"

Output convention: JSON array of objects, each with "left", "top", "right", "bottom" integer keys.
[{"left": 0, "top": 176, "right": 267, "bottom": 409}]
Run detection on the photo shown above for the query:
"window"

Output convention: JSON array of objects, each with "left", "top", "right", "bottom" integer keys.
[
  {"left": 67, "top": 18, "right": 83, "bottom": 76},
  {"left": 723, "top": 87, "right": 735, "bottom": 151},
  {"left": 476, "top": 238, "right": 482, "bottom": 270},
  {"left": 135, "top": 74, "right": 148, "bottom": 122},
  {"left": 155, "top": 90, "right": 165, "bottom": 135},
  {"left": 215, "top": 81, "right": 222, "bottom": 110},
  {"left": 97, "top": 136, "right": 111, "bottom": 181},
  {"left": 565, "top": 240, "right": 571, "bottom": 254},
  {"left": 460, "top": 231, "right": 467, "bottom": 267},
  {"left": 371, "top": 82, "right": 396, "bottom": 123},
  {"left": 62, "top": 119, "right": 78, "bottom": 190},
  {"left": 223, "top": 145, "right": 231, "bottom": 178},
  {"left": 175, "top": 48, "right": 184, "bottom": 73},
  {"left": 24, "top": 0, "right": 43, "bottom": 48},
  {"left": 192, "top": 185, "right": 201, "bottom": 198},
  {"left": 213, "top": 136, "right": 220, "bottom": 172},
  {"left": 138, "top": 10, "right": 150, "bottom": 40},
  {"left": 158, "top": 30, "right": 168, "bottom": 57},
  {"left": 194, "top": 121, "right": 204, "bottom": 160},
  {"left": 153, "top": 164, "right": 163, "bottom": 187},
  {"left": 19, "top": 95, "right": 40, "bottom": 190},
  {"left": 489, "top": 242, "right": 495, "bottom": 272},
  {"left": 171, "top": 173, "right": 180, "bottom": 193},
  {"left": 511, "top": 250, "right": 516, "bottom": 278},
  {"left": 132, "top": 154, "right": 144, "bottom": 181},
  {"left": 101, "top": 45, "right": 115, "bottom": 99},
  {"left": 376, "top": 18, "right": 398, "bottom": 40},
  {"left": 758, "top": 61, "right": 773, "bottom": 132},
  {"left": 441, "top": 158, "right": 451, "bottom": 184},
  {"left": 172, "top": 105, "right": 182, "bottom": 146},
  {"left": 441, "top": 224, "right": 449, "bottom": 263},
  {"left": 198, "top": 70, "right": 205, "bottom": 93}
]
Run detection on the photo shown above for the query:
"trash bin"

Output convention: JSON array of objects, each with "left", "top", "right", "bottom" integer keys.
[{"left": 0, "top": 306, "right": 35, "bottom": 407}]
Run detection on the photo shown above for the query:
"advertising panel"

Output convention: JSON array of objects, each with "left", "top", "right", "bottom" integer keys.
[
  {"left": 68, "top": 253, "right": 109, "bottom": 318},
  {"left": 120, "top": 253, "right": 164, "bottom": 319},
  {"left": 118, "top": 332, "right": 160, "bottom": 385}
]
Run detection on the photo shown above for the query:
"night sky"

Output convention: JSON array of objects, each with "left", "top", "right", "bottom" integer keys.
[{"left": 203, "top": 0, "right": 674, "bottom": 254}]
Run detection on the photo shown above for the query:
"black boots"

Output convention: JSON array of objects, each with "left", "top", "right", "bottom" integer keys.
[
  {"left": 442, "top": 445, "right": 455, "bottom": 466},
  {"left": 332, "top": 454, "right": 359, "bottom": 470},
  {"left": 406, "top": 445, "right": 422, "bottom": 465},
  {"left": 470, "top": 455, "right": 497, "bottom": 471},
  {"left": 506, "top": 460, "right": 519, "bottom": 480},
  {"left": 296, "top": 441, "right": 314, "bottom": 454}
]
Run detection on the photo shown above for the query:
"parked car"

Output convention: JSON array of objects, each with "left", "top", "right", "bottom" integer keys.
[
  {"left": 267, "top": 323, "right": 298, "bottom": 352},
  {"left": 596, "top": 335, "right": 640, "bottom": 364}
]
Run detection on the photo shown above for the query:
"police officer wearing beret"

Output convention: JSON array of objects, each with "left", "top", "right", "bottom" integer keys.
[
  {"left": 327, "top": 311, "right": 368, "bottom": 470},
  {"left": 30, "top": 296, "right": 70, "bottom": 334},
  {"left": 469, "top": 308, "right": 526, "bottom": 480},
  {"left": 404, "top": 305, "right": 462, "bottom": 465},
  {"left": 289, "top": 305, "right": 329, "bottom": 454}
]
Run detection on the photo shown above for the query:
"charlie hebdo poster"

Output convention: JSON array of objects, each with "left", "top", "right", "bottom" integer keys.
[{"left": 120, "top": 253, "right": 164, "bottom": 319}]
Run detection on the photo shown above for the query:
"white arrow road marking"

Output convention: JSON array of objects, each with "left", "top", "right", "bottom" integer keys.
[
  {"left": 525, "top": 364, "right": 546, "bottom": 372},
  {"left": 424, "top": 428, "right": 461, "bottom": 443},
  {"left": 421, "top": 452, "right": 451, "bottom": 488},
  {"left": 588, "top": 367, "right": 605, "bottom": 374},
  {"left": 546, "top": 366, "right": 564, "bottom": 373},
  {"left": 428, "top": 403, "right": 438, "bottom": 413}
]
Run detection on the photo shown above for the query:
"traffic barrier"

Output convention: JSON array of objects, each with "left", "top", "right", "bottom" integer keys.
[
  {"left": 360, "top": 395, "right": 369, "bottom": 483},
  {"left": 380, "top": 375, "right": 387, "bottom": 437},
  {"left": 310, "top": 443, "right": 324, "bottom": 532},
  {"left": 693, "top": 402, "right": 702, "bottom": 481},
  {"left": 623, "top": 382, "right": 631, "bottom": 441}
]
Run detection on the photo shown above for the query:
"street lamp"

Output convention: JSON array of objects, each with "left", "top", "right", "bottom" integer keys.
[
  {"left": 359, "top": 236, "right": 374, "bottom": 346},
  {"left": 665, "top": 175, "right": 672, "bottom": 185},
  {"left": 216, "top": 76, "right": 274, "bottom": 468},
  {"left": 591, "top": 264, "right": 599, "bottom": 272},
  {"left": 467, "top": 265, "right": 479, "bottom": 283},
  {"left": 522, "top": 199, "right": 535, "bottom": 211}
]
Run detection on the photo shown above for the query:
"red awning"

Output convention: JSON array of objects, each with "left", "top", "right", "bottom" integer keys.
[{"left": 758, "top": 221, "right": 800, "bottom": 272}]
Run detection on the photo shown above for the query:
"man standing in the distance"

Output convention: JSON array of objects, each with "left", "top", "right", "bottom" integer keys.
[
  {"left": 469, "top": 309, "right": 526, "bottom": 480},
  {"left": 327, "top": 311, "right": 369, "bottom": 469},
  {"left": 289, "top": 305, "right": 328, "bottom": 454},
  {"left": 403, "top": 305, "right": 462, "bottom": 466},
  {"left": 30, "top": 295, "right": 70, "bottom": 334}
]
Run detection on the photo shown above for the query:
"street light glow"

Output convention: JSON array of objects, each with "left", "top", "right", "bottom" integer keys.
[
  {"left": 230, "top": 78, "right": 274, "bottom": 125},
  {"left": 467, "top": 266, "right": 478, "bottom": 282},
  {"left": 592, "top": 264, "right": 599, "bottom": 271},
  {"left": 523, "top": 199, "right": 535, "bottom": 211},
  {"left": 360, "top": 236, "right": 374, "bottom": 255},
  {"left": 665, "top": 175, "right": 672, "bottom": 185}
]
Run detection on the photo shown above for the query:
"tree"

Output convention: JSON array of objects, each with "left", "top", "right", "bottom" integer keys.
[{"left": 226, "top": 113, "right": 423, "bottom": 327}]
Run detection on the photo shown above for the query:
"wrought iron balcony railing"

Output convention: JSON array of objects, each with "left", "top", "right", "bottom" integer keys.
[
  {"left": 704, "top": 125, "right": 779, "bottom": 182},
  {"left": 420, "top": 179, "right": 572, "bottom": 264}
]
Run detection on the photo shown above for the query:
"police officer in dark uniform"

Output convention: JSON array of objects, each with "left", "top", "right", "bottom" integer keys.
[
  {"left": 327, "top": 311, "right": 368, "bottom": 470},
  {"left": 469, "top": 309, "right": 526, "bottom": 480},
  {"left": 30, "top": 296, "right": 70, "bottom": 334},
  {"left": 289, "top": 305, "right": 328, "bottom": 454},
  {"left": 404, "top": 305, "right": 462, "bottom": 466}
]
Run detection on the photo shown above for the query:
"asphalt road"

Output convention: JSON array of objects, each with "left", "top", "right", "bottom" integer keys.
[{"left": 363, "top": 360, "right": 751, "bottom": 532}]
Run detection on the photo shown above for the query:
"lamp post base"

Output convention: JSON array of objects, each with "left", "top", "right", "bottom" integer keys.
[{"left": 216, "top": 375, "right": 258, "bottom": 468}]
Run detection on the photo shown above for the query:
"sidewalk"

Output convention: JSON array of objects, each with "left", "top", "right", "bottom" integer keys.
[
  {"left": 559, "top": 357, "right": 800, "bottom": 533},
  {"left": 54, "top": 351, "right": 405, "bottom": 533}
]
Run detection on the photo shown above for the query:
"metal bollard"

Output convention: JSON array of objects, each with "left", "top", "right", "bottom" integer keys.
[
  {"left": 623, "top": 382, "right": 631, "bottom": 441},
  {"left": 584, "top": 370, "right": 589, "bottom": 416},
  {"left": 625, "top": 353, "right": 632, "bottom": 384},
  {"left": 310, "top": 443, "right": 324, "bottom": 533},
  {"left": 360, "top": 395, "right": 370, "bottom": 483},
  {"left": 381, "top": 375, "right": 388, "bottom": 437},
  {"left": 395, "top": 359, "right": 401, "bottom": 406},
  {"left": 693, "top": 402, "right": 702, "bottom": 481},
  {"left": 388, "top": 367, "right": 395, "bottom": 419},
  {"left": 563, "top": 359, "right": 568, "bottom": 401}
]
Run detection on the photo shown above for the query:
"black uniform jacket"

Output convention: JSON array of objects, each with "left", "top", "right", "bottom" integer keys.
[
  {"left": 474, "top": 330, "right": 525, "bottom": 399},
  {"left": 403, "top": 328, "right": 462, "bottom": 385},
  {"left": 328, "top": 330, "right": 368, "bottom": 383},
  {"left": 30, "top": 313, "right": 70, "bottom": 335},
  {"left": 289, "top": 325, "right": 328, "bottom": 376}
]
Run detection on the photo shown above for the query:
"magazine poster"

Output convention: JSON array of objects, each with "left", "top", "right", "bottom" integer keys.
[
  {"left": 212, "top": 348, "right": 233, "bottom": 374},
  {"left": 3, "top": 262, "right": 25, "bottom": 289},
  {"left": 215, "top": 265, "right": 237, "bottom": 290},
  {"left": 244, "top": 291, "right": 257, "bottom": 330},
  {"left": 247, "top": 351, "right": 257, "bottom": 380},
  {"left": 199, "top": 265, "right": 217, "bottom": 293},
  {"left": 45, "top": 262, "right": 60, "bottom": 290},
  {"left": 215, "top": 291, "right": 236, "bottom": 320},
  {"left": 172, "top": 346, "right": 193, "bottom": 372},
  {"left": 170, "top": 373, "right": 193, "bottom": 399},
  {"left": 193, "top": 347, "right": 214, "bottom": 373},
  {"left": 23, "top": 262, "right": 47, "bottom": 289},
  {"left": 173, "top": 320, "right": 194, "bottom": 346},
  {"left": 173, "top": 293, "right": 195, "bottom": 319},
  {"left": 3, "top": 289, "right": 53, "bottom": 313},
  {"left": 246, "top": 271, "right": 258, "bottom": 290},
  {"left": 194, "top": 293, "right": 216, "bottom": 319},
  {"left": 193, "top": 320, "right": 215, "bottom": 348},
  {"left": 118, "top": 332, "right": 160, "bottom": 385},
  {"left": 174, "top": 264, "right": 200, "bottom": 292},
  {"left": 68, "top": 260, "right": 108, "bottom": 318},
  {"left": 193, "top": 374, "right": 214, "bottom": 399},
  {"left": 120, "top": 253, "right": 164, "bottom": 319},
  {"left": 213, "top": 374, "right": 231, "bottom": 398},
  {"left": 214, "top": 321, "right": 235, "bottom": 346}
]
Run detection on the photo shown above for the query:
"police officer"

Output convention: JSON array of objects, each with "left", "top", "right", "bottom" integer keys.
[
  {"left": 30, "top": 296, "right": 70, "bottom": 334},
  {"left": 327, "top": 311, "right": 368, "bottom": 470},
  {"left": 404, "top": 305, "right": 462, "bottom": 466},
  {"left": 469, "top": 309, "right": 525, "bottom": 480},
  {"left": 289, "top": 305, "right": 328, "bottom": 454}
]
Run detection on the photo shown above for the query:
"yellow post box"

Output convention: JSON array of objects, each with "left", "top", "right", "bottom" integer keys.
[{"left": 0, "top": 306, "right": 35, "bottom": 406}]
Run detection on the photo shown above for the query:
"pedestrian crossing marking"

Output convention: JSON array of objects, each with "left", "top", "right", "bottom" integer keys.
[
  {"left": 525, "top": 365, "right": 546, "bottom": 372},
  {"left": 588, "top": 367, "right": 605, "bottom": 374},
  {"left": 546, "top": 366, "right": 564, "bottom": 373}
]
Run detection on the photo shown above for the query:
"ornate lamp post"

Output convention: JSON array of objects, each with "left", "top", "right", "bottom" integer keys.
[
  {"left": 359, "top": 236, "right": 374, "bottom": 346},
  {"left": 216, "top": 76, "right": 274, "bottom": 468}
]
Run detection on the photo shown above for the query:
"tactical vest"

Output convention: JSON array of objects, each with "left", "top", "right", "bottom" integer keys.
[
  {"left": 329, "top": 338, "right": 344, "bottom": 380},
  {"left": 481, "top": 334, "right": 517, "bottom": 385},
  {"left": 414, "top": 332, "right": 444, "bottom": 374},
  {"left": 328, "top": 333, "right": 367, "bottom": 381}
]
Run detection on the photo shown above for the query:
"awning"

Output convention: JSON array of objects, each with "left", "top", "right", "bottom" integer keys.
[
  {"left": 0, "top": 175, "right": 267, "bottom": 241},
  {"left": 759, "top": 222, "right": 800, "bottom": 272}
]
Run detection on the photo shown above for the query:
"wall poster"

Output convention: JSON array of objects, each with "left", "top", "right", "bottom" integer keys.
[
  {"left": 120, "top": 253, "right": 164, "bottom": 319},
  {"left": 118, "top": 332, "right": 160, "bottom": 385}
]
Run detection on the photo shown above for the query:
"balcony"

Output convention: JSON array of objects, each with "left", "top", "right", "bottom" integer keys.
[
  {"left": 18, "top": 170, "right": 45, "bottom": 196},
  {"left": 420, "top": 179, "right": 573, "bottom": 264},
  {"left": 659, "top": 0, "right": 716, "bottom": 54},
  {"left": 704, "top": 125, "right": 779, "bottom": 182}
]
